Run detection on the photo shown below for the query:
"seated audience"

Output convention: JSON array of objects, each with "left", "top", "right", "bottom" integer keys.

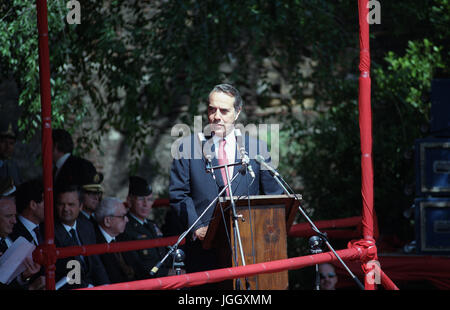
[
  {"left": 0, "top": 189, "right": 43, "bottom": 290},
  {"left": 53, "top": 185, "right": 110, "bottom": 289},
  {"left": 94, "top": 197, "right": 149, "bottom": 283}
]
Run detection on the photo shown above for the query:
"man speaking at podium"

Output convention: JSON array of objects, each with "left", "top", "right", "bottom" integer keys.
[{"left": 169, "top": 84, "right": 283, "bottom": 280}]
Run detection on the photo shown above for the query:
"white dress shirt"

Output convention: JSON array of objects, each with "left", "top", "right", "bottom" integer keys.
[
  {"left": 98, "top": 226, "right": 115, "bottom": 243},
  {"left": 212, "top": 131, "right": 236, "bottom": 177},
  {"left": 17, "top": 215, "right": 40, "bottom": 245}
]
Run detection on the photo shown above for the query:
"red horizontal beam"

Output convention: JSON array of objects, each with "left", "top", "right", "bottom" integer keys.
[
  {"left": 57, "top": 236, "right": 181, "bottom": 258},
  {"left": 33, "top": 236, "right": 183, "bottom": 265},
  {"left": 80, "top": 247, "right": 363, "bottom": 290},
  {"left": 288, "top": 216, "right": 362, "bottom": 237}
]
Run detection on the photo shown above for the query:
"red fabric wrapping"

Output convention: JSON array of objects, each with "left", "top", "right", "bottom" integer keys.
[
  {"left": 36, "top": 0, "right": 56, "bottom": 291},
  {"left": 349, "top": 238, "right": 381, "bottom": 289},
  {"left": 79, "top": 247, "right": 363, "bottom": 290},
  {"left": 358, "top": 0, "right": 374, "bottom": 241},
  {"left": 348, "top": 239, "right": 378, "bottom": 263}
]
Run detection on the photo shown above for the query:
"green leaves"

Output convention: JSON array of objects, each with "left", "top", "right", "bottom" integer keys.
[{"left": 375, "top": 39, "right": 444, "bottom": 117}]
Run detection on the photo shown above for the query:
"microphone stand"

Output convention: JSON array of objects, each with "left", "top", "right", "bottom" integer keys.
[
  {"left": 172, "top": 248, "right": 185, "bottom": 276},
  {"left": 267, "top": 168, "right": 365, "bottom": 290},
  {"left": 150, "top": 171, "right": 241, "bottom": 276},
  {"left": 210, "top": 158, "right": 254, "bottom": 289},
  {"left": 309, "top": 236, "right": 323, "bottom": 290}
]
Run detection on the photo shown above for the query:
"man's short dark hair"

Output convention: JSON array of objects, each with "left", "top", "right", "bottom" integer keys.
[
  {"left": 55, "top": 184, "right": 83, "bottom": 204},
  {"left": 52, "top": 129, "right": 74, "bottom": 154},
  {"left": 209, "top": 84, "right": 243, "bottom": 111},
  {"left": 15, "top": 179, "right": 44, "bottom": 214}
]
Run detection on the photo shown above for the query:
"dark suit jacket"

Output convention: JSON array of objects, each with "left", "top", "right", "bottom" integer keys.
[
  {"left": 117, "top": 214, "right": 170, "bottom": 277},
  {"left": 78, "top": 211, "right": 98, "bottom": 227},
  {"left": 169, "top": 133, "right": 283, "bottom": 274},
  {"left": 169, "top": 133, "right": 283, "bottom": 233},
  {"left": 9, "top": 220, "right": 45, "bottom": 286},
  {"left": 54, "top": 217, "right": 110, "bottom": 289},
  {"left": 54, "top": 155, "right": 96, "bottom": 190},
  {"left": 10, "top": 220, "right": 38, "bottom": 246},
  {"left": 94, "top": 225, "right": 149, "bottom": 283}
]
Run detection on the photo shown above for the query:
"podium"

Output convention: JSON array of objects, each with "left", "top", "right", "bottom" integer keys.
[{"left": 203, "top": 194, "right": 300, "bottom": 290}]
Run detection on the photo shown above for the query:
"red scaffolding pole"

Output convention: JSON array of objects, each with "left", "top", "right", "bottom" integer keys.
[
  {"left": 358, "top": 0, "right": 374, "bottom": 242},
  {"left": 357, "top": 0, "right": 383, "bottom": 290},
  {"left": 32, "top": 0, "right": 399, "bottom": 291},
  {"left": 36, "top": 0, "right": 56, "bottom": 290}
]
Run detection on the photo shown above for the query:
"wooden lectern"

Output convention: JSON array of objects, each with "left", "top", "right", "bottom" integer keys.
[{"left": 203, "top": 194, "right": 301, "bottom": 290}]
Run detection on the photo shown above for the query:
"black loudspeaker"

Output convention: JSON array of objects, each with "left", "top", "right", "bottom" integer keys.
[
  {"left": 430, "top": 79, "right": 450, "bottom": 137},
  {"left": 415, "top": 138, "right": 450, "bottom": 196},
  {"left": 415, "top": 198, "right": 450, "bottom": 254}
]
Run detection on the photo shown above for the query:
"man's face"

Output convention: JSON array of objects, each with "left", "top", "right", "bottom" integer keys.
[
  {"left": 129, "top": 194, "right": 153, "bottom": 221},
  {"left": 56, "top": 191, "right": 82, "bottom": 226},
  {"left": 0, "top": 137, "right": 15, "bottom": 159},
  {"left": 207, "top": 91, "right": 241, "bottom": 138},
  {"left": 319, "top": 264, "right": 338, "bottom": 290},
  {"left": 83, "top": 191, "right": 102, "bottom": 214},
  {"left": 107, "top": 202, "right": 129, "bottom": 237},
  {"left": 0, "top": 198, "right": 17, "bottom": 238}
]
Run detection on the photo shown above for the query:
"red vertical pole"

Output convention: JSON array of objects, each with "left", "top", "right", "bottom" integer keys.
[
  {"left": 357, "top": 0, "right": 376, "bottom": 290},
  {"left": 36, "top": 0, "right": 55, "bottom": 290}
]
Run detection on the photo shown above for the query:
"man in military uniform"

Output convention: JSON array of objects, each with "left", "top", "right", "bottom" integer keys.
[
  {"left": 79, "top": 165, "right": 104, "bottom": 225},
  {"left": 117, "top": 176, "right": 172, "bottom": 277}
]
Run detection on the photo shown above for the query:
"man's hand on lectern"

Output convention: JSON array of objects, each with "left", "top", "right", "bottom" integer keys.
[{"left": 194, "top": 226, "right": 208, "bottom": 240}]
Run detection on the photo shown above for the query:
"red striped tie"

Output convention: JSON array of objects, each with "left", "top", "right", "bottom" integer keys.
[{"left": 218, "top": 139, "right": 230, "bottom": 196}]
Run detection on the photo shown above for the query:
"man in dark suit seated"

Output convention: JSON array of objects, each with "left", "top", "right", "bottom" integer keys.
[
  {"left": 117, "top": 176, "right": 172, "bottom": 277},
  {"left": 11, "top": 179, "right": 45, "bottom": 246},
  {"left": 53, "top": 185, "right": 110, "bottom": 289},
  {"left": 9, "top": 178, "right": 46, "bottom": 289},
  {"left": 94, "top": 197, "right": 149, "bottom": 284},
  {"left": 52, "top": 128, "right": 99, "bottom": 192},
  {"left": 169, "top": 84, "right": 283, "bottom": 280},
  {"left": 0, "top": 184, "right": 42, "bottom": 290}
]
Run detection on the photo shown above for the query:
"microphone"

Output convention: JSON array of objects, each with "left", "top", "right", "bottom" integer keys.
[
  {"left": 150, "top": 262, "right": 162, "bottom": 276},
  {"left": 255, "top": 154, "right": 279, "bottom": 177},
  {"left": 235, "top": 129, "right": 255, "bottom": 179},
  {"left": 205, "top": 154, "right": 213, "bottom": 174},
  {"left": 199, "top": 132, "right": 214, "bottom": 175}
]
